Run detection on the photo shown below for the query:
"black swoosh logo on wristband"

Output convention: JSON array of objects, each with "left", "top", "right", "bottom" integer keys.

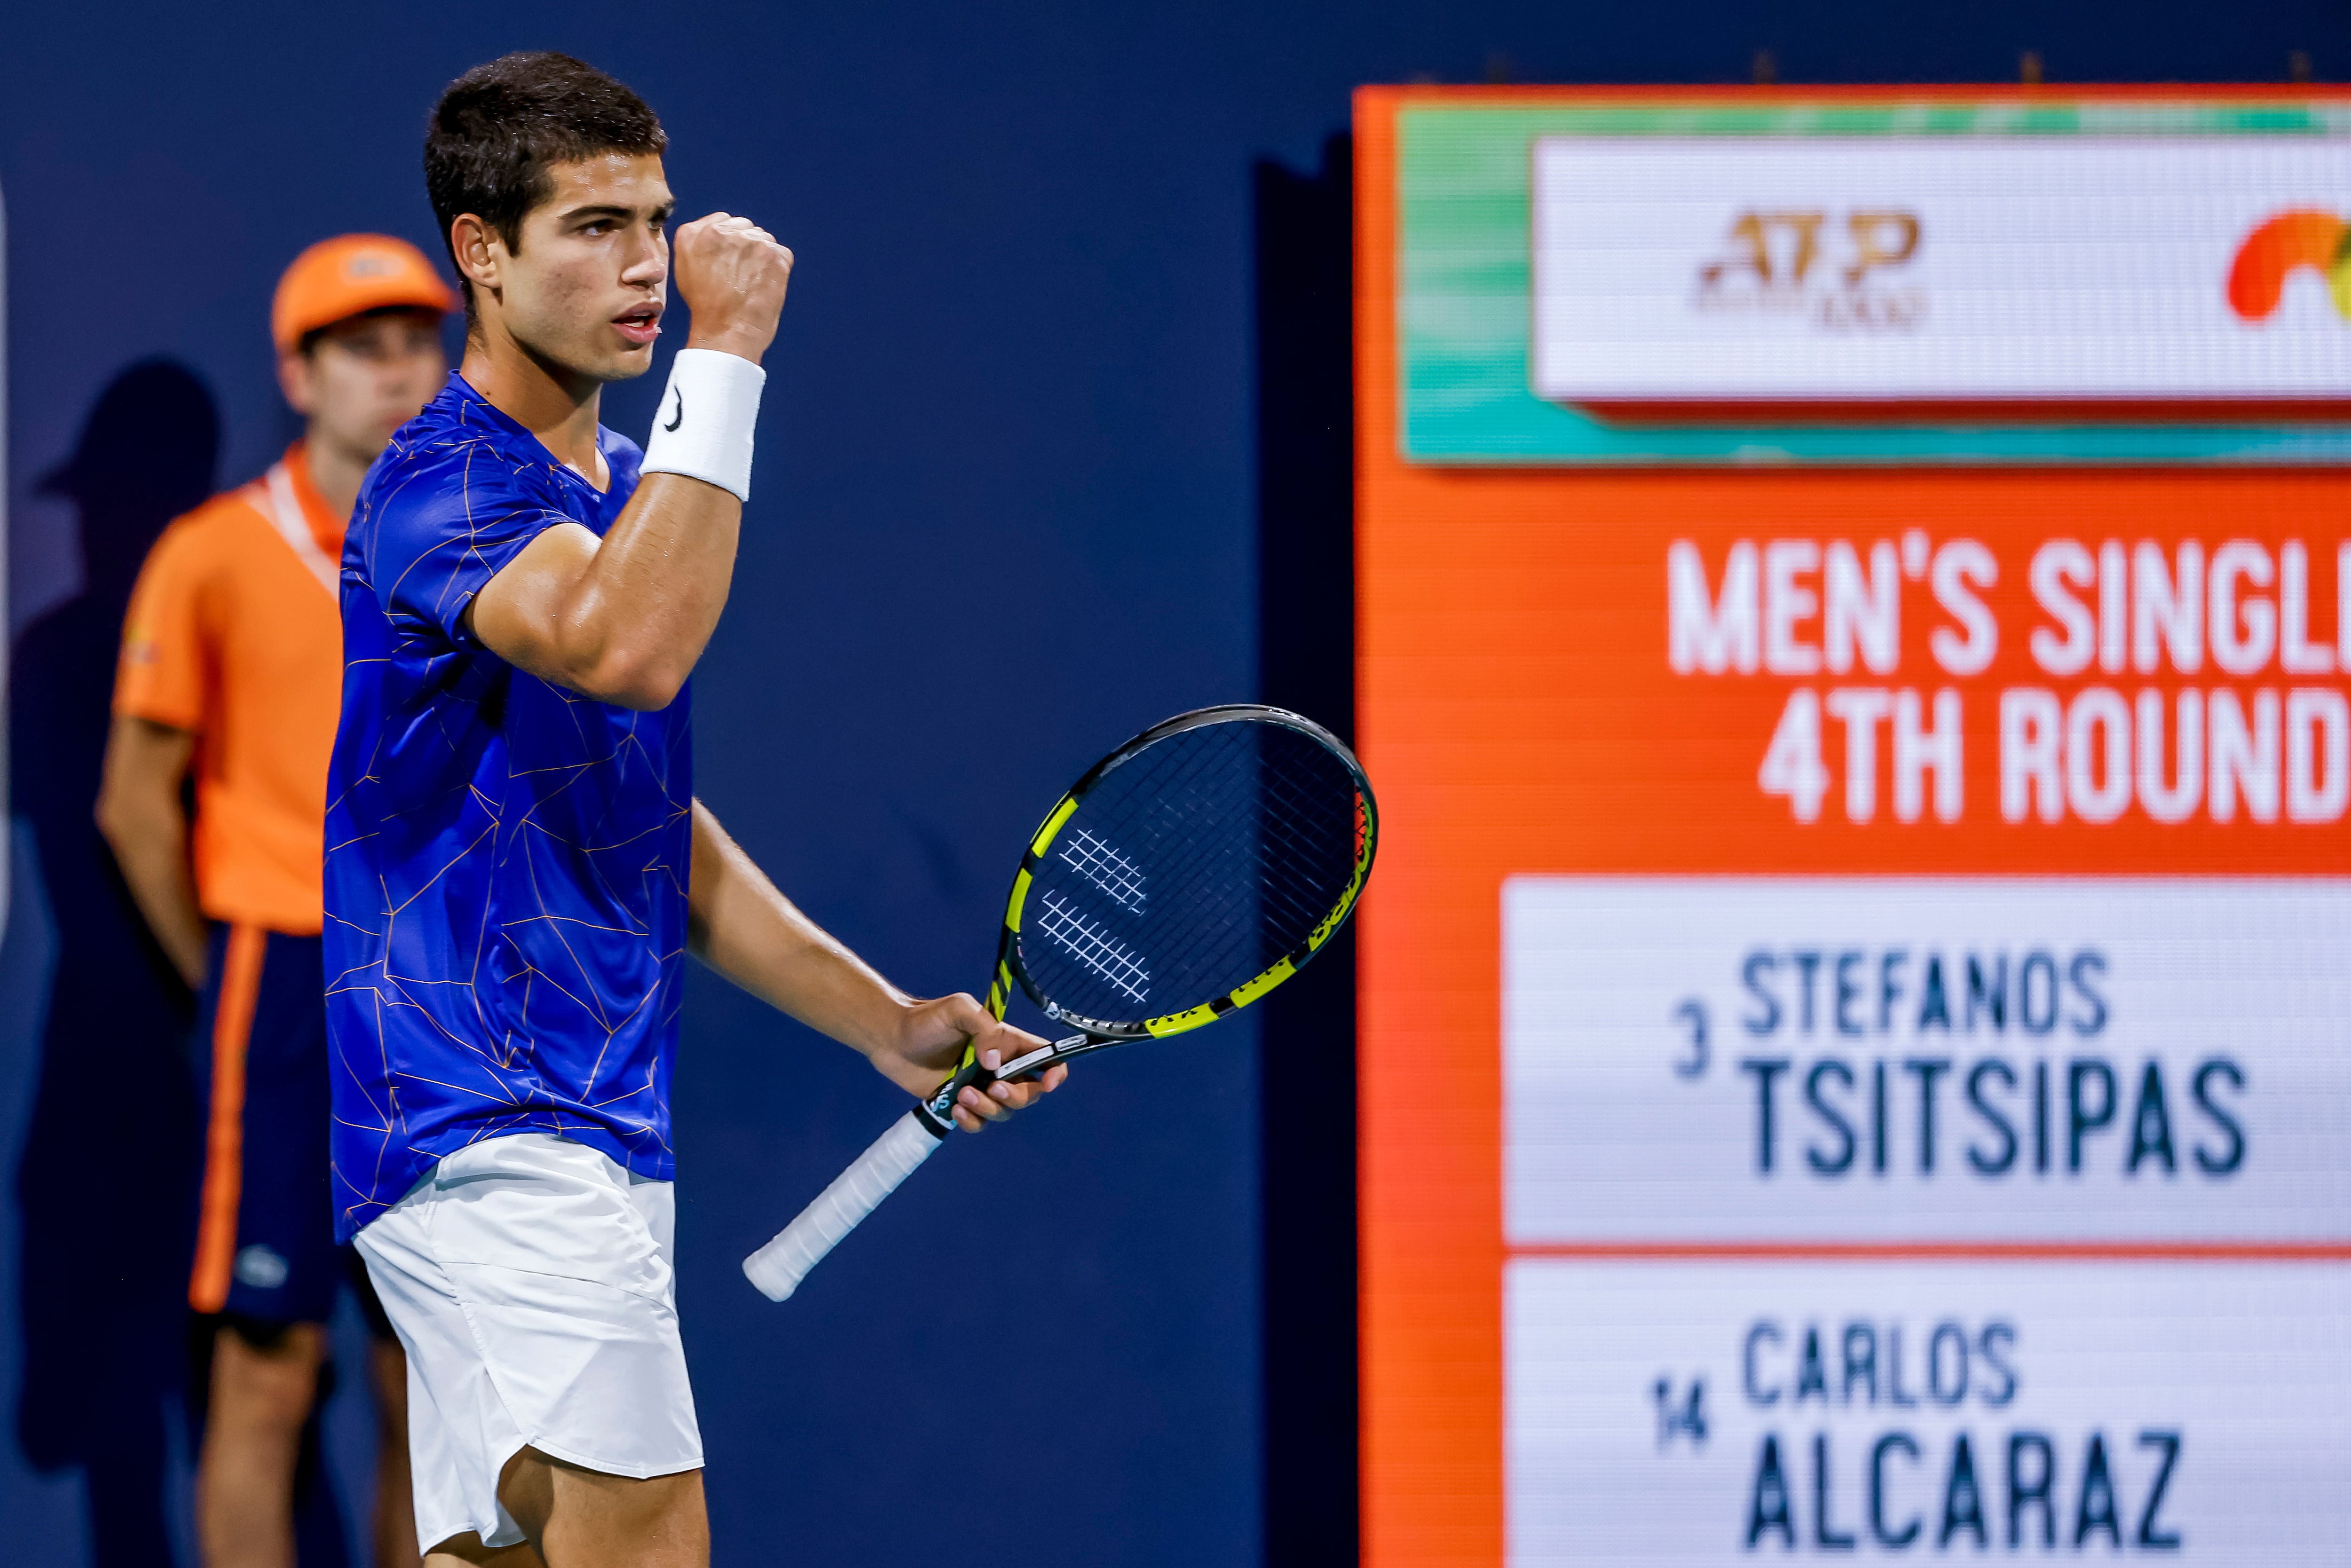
[{"left": 663, "top": 388, "right": 685, "bottom": 432}]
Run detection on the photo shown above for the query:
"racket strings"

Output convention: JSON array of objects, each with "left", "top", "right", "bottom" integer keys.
[
  {"left": 1056, "top": 829, "right": 1148, "bottom": 913},
  {"left": 1032, "top": 890, "right": 1152, "bottom": 1004},
  {"left": 1018, "top": 719, "right": 1361, "bottom": 1025},
  {"left": 1252, "top": 767, "right": 1358, "bottom": 920},
  {"left": 1135, "top": 762, "right": 1342, "bottom": 973}
]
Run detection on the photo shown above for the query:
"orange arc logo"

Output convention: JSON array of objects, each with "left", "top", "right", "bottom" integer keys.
[{"left": 2227, "top": 209, "right": 2351, "bottom": 320}]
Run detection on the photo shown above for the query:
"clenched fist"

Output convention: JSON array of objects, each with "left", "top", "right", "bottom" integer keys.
[{"left": 673, "top": 212, "right": 794, "bottom": 364}]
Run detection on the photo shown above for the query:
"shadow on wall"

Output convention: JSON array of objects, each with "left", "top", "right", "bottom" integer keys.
[{"left": 10, "top": 360, "right": 215, "bottom": 1565}]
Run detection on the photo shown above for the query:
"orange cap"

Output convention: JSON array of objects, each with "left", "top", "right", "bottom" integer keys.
[{"left": 271, "top": 234, "right": 458, "bottom": 355}]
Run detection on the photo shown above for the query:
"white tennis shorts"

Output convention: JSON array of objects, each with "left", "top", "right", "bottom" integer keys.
[{"left": 353, "top": 1133, "right": 704, "bottom": 1552}]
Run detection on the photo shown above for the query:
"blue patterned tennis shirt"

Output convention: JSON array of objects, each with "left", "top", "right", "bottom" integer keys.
[{"left": 324, "top": 374, "right": 691, "bottom": 1240}]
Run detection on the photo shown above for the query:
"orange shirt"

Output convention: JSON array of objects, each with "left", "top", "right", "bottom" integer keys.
[{"left": 114, "top": 443, "right": 344, "bottom": 935}]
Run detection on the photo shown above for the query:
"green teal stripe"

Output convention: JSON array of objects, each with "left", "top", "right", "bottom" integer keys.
[{"left": 1395, "top": 97, "right": 2351, "bottom": 466}]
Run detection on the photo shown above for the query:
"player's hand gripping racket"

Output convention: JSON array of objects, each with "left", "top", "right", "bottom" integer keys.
[{"left": 743, "top": 704, "right": 1377, "bottom": 1300}]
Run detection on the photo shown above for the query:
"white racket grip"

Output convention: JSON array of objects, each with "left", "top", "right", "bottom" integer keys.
[{"left": 743, "top": 1110, "right": 945, "bottom": 1301}]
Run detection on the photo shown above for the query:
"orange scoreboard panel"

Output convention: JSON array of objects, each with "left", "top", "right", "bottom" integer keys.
[{"left": 1356, "top": 87, "right": 2351, "bottom": 1566}]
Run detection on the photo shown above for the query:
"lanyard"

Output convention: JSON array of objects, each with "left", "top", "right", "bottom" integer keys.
[{"left": 259, "top": 461, "right": 339, "bottom": 599}]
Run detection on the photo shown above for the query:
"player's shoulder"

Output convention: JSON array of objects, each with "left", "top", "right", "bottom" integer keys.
[
  {"left": 369, "top": 377, "right": 542, "bottom": 483},
  {"left": 360, "top": 377, "right": 572, "bottom": 523}
]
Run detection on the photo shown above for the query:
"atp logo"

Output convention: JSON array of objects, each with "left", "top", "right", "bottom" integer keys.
[
  {"left": 2227, "top": 209, "right": 2351, "bottom": 321},
  {"left": 1696, "top": 208, "right": 1925, "bottom": 331}
]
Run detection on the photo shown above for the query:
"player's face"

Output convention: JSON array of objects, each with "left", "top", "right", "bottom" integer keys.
[
  {"left": 497, "top": 154, "right": 674, "bottom": 382},
  {"left": 284, "top": 310, "right": 448, "bottom": 461}
]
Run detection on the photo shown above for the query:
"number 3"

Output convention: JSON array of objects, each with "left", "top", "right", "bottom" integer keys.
[{"left": 1671, "top": 999, "right": 1708, "bottom": 1078}]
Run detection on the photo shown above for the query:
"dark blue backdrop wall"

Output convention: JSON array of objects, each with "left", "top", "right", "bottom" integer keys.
[{"left": 6, "top": 3, "right": 2348, "bottom": 1564}]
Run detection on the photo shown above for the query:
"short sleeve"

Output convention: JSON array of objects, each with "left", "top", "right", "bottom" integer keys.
[
  {"left": 363, "top": 441, "right": 570, "bottom": 649},
  {"left": 113, "top": 514, "right": 213, "bottom": 729}
]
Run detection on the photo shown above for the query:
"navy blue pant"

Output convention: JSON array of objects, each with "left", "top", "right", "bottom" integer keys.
[{"left": 190, "top": 922, "right": 380, "bottom": 1331}]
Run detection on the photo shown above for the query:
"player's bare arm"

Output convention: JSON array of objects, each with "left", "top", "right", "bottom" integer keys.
[
  {"left": 95, "top": 715, "right": 207, "bottom": 985},
  {"left": 686, "top": 801, "right": 1067, "bottom": 1131},
  {"left": 456, "top": 153, "right": 792, "bottom": 709}
]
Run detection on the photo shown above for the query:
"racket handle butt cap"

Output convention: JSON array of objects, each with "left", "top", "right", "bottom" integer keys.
[{"left": 742, "top": 1109, "right": 946, "bottom": 1302}]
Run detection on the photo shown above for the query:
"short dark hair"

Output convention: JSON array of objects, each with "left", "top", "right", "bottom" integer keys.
[{"left": 424, "top": 52, "right": 666, "bottom": 319}]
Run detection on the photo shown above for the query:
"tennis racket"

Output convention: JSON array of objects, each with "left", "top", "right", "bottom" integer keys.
[{"left": 742, "top": 703, "right": 1377, "bottom": 1301}]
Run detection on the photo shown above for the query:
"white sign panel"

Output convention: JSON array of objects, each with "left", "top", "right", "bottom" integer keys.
[
  {"left": 1529, "top": 138, "right": 2351, "bottom": 413},
  {"left": 1508, "top": 1258, "right": 2351, "bottom": 1564},
  {"left": 1504, "top": 877, "right": 2351, "bottom": 1243}
]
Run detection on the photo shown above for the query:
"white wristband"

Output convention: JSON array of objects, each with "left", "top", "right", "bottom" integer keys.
[{"left": 641, "top": 348, "right": 766, "bottom": 503}]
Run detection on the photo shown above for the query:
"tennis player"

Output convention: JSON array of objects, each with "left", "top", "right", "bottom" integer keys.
[
  {"left": 99, "top": 234, "right": 453, "bottom": 1567},
  {"left": 324, "top": 53, "right": 1065, "bottom": 1567}
]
